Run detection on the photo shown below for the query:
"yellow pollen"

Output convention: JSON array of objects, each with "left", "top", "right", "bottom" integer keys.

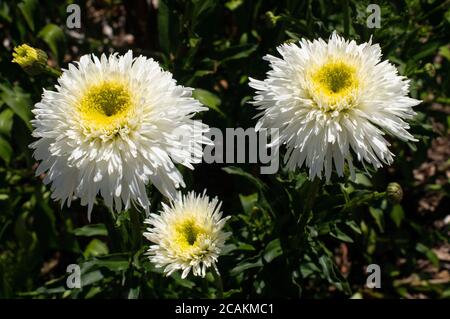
[
  {"left": 78, "top": 81, "right": 132, "bottom": 131},
  {"left": 311, "top": 60, "right": 358, "bottom": 108},
  {"left": 173, "top": 218, "right": 205, "bottom": 250}
]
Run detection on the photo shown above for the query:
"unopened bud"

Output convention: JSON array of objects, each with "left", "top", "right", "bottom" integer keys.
[
  {"left": 265, "top": 11, "right": 280, "bottom": 28},
  {"left": 12, "top": 44, "right": 48, "bottom": 76},
  {"left": 424, "top": 63, "right": 436, "bottom": 77},
  {"left": 387, "top": 182, "right": 403, "bottom": 204}
]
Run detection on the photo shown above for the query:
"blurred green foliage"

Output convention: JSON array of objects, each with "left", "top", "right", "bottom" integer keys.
[{"left": 0, "top": 0, "right": 449, "bottom": 299}]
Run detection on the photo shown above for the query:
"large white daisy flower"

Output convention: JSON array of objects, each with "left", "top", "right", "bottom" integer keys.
[
  {"left": 31, "top": 51, "right": 209, "bottom": 217},
  {"left": 249, "top": 32, "right": 420, "bottom": 180},
  {"left": 143, "top": 191, "right": 231, "bottom": 279}
]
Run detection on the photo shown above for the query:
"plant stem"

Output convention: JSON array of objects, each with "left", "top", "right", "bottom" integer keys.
[
  {"left": 46, "top": 65, "right": 62, "bottom": 78},
  {"left": 129, "top": 207, "right": 143, "bottom": 251},
  {"left": 212, "top": 267, "right": 224, "bottom": 299},
  {"left": 303, "top": 177, "right": 322, "bottom": 215}
]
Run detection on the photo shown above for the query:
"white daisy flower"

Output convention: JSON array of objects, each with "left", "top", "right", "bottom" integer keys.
[
  {"left": 249, "top": 32, "right": 420, "bottom": 180},
  {"left": 143, "top": 191, "right": 231, "bottom": 279},
  {"left": 30, "top": 51, "right": 210, "bottom": 217}
]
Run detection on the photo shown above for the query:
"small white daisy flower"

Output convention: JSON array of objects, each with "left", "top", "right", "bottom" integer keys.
[
  {"left": 249, "top": 32, "right": 420, "bottom": 180},
  {"left": 143, "top": 191, "right": 231, "bottom": 279},
  {"left": 30, "top": 51, "right": 210, "bottom": 217}
]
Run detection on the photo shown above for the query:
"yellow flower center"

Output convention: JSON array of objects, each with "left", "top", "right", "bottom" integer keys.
[
  {"left": 173, "top": 218, "right": 206, "bottom": 250},
  {"left": 78, "top": 81, "right": 133, "bottom": 133},
  {"left": 310, "top": 60, "right": 358, "bottom": 110}
]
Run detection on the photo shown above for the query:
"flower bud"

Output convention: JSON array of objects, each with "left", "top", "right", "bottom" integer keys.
[
  {"left": 12, "top": 44, "right": 48, "bottom": 76},
  {"left": 387, "top": 182, "right": 403, "bottom": 204},
  {"left": 265, "top": 11, "right": 280, "bottom": 28},
  {"left": 424, "top": 63, "right": 436, "bottom": 77}
]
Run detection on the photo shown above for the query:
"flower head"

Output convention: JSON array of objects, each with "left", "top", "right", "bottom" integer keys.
[
  {"left": 30, "top": 51, "right": 210, "bottom": 217},
  {"left": 249, "top": 32, "right": 420, "bottom": 180},
  {"left": 12, "top": 44, "right": 48, "bottom": 75},
  {"left": 143, "top": 191, "right": 231, "bottom": 279}
]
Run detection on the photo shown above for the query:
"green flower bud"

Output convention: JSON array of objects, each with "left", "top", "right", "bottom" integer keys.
[
  {"left": 12, "top": 44, "right": 48, "bottom": 76},
  {"left": 387, "top": 182, "right": 403, "bottom": 204},
  {"left": 265, "top": 11, "right": 280, "bottom": 28},
  {"left": 424, "top": 63, "right": 436, "bottom": 77}
]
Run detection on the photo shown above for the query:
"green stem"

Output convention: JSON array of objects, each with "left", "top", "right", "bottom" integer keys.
[
  {"left": 129, "top": 207, "right": 143, "bottom": 251},
  {"left": 342, "top": 191, "right": 386, "bottom": 212},
  {"left": 212, "top": 267, "right": 224, "bottom": 299},
  {"left": 45, "top": 65, "right": 62, "bottom": 78},
  {"left": 303, "top": 177, "right": 322, "bottom": 215}
]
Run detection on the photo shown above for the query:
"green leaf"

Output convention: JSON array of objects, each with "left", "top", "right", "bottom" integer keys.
[
  {"left": 38, "top": 24, "right": 65, "bottom": 59},
  {"left": 225, "top": 0, "right": 243, "bottom": 11},
  {"left": 81, "top": 270, "right": 104, "bottom": 287},
  {"left": 390, "top": 204, "right": 405, "bottom": 228},
  {"left": 411, "top": 41, "right": 440, "bottom": 63},
  {"left": 299, "top": 261, "right": 321, "bottom": 278},
  {"left": 221, "top": 44, "right": 257, "bottom": 63},
  {"left": 73, "top": 224, "right": 108, "bottom": 237},
  {"left": 439, "top": 45, "right": 450, "bottom": 62},
  {"left": 0, "top": 2, "right": 12, "bottom": 23},
  {"left": 416, "top": 243, "right": 439, "bottom": 268},
  {"left": 355, "top": 173, "right": 372, "bottom": 187},
  {"left": 230, "top": 258, "right": 263, "bottom": 276},
  {"left": 127, "top": 287, "right": 140, "bottom": 299},
  {"left": 222, "top": 166, "right": 267, "bottom": 191},
  {"left": 191, "top": 0, "right": 217, "bottom": 23},
  {"left": 0, "top": 136, "right": 12, "bottom": 164},
  {"left": 239, "top": 193, "right": 258, "bottom": 214},
  {"left": 192, "top": 89, "right": 225, "bottom": 117},
  {"left": 81, "top": 254, "right": 130, "bottom": 273},
  {"left": 171, "top": 272, "right": 195, "bottom": 288},
  {"left": 223, "top": 289, "right": 241, "bottom": 298},
  {"left": 330, "top": 225, "right": 354, "bottom": 243},
  {"left": 85, "top": 286, "right": 102, "bottom": 299},
  {"left": 0, "top": 84, "right": 32, "bottom": 130},
  {"left": 0, "top": 109, "right": 14, "bottom": 136},
  {"left": 263, "top": 238, "right": 283, "bottom": 263},
  {"left": 345, "top": 220, "right": 361, "bottom": 234},
  {"left": 157, "top": 0, "right": 170, "bottom": 55},
  {"left": 369, "top": 207, "right": 384, "bottom": 232},
  {"left": 18, "top": 0, "right": 38, "bottom": 31},
  {"left": 318, "top": 255, "right": 351, "bottom": 294},
  {"left": 83, "top": 239, "right": 109, "bottom": 258}
]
